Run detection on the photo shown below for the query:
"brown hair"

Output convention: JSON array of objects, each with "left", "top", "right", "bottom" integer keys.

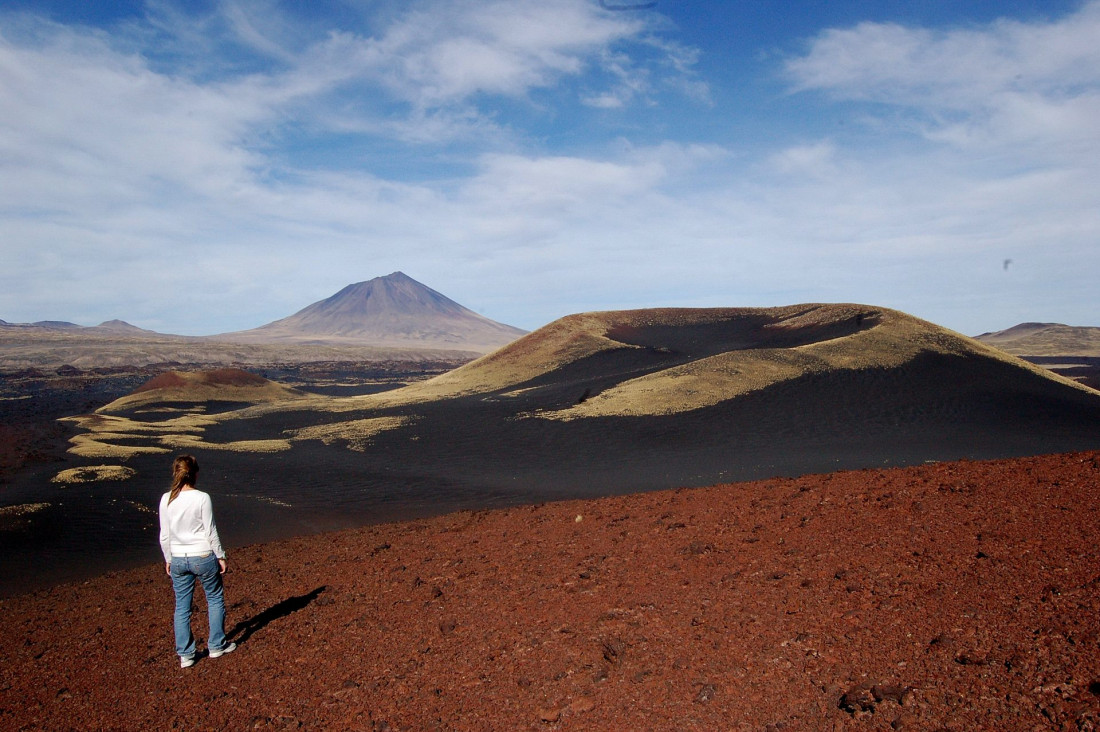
[{"left": 168, "top": 455, "right": 199, "bottom": 504}]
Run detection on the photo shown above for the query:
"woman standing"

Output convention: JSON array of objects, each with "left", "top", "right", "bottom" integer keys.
[{"left": 158, "top": 454, "right": 236, "bottom": 668}]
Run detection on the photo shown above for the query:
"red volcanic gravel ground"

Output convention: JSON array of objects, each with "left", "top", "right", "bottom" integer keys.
[{"left": 3, "top": 451, "right": 1100, "bottom": 730}]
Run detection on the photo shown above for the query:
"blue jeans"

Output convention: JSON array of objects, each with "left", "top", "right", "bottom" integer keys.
[{"left": 170, "top": 553, "right": 227, "bottom": 658}]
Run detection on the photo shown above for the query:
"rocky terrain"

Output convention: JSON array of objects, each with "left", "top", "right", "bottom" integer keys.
[{"left": 2, "top": 450, "right": 1099, "bottom": 730}]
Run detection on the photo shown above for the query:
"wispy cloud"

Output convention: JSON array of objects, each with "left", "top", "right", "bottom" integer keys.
[
  {"left": 366, "top": 1, "right": 636, "bottom": 105},
  {"left": 784, "top": 2, "right": 1100, "bottom": 155}
]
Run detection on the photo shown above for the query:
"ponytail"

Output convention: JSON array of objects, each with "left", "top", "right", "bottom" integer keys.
[{"left": 169, "top": 455, "right": 199, "bottom": 504}]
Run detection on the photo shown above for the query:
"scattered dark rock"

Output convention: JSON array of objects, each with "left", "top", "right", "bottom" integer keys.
[
  {"left": 683, "top": 541, "right": 713, "bottom": 556},
  {"left": 696, "top": 683, "right": 717, "bottom": 703},
  {"left": 839, "top": 682, "right": 910, "bottom": 714},
  {"left": 872, "top": 684, "right": 910, "bottom": 705},
  {"left": 601, "top": 637, "right": 626, "bottom": 665},
  {"left": 538, "top": 706, "right": 561, "bottom": 723},
  {"left": 954, "top": 653, "right": 987, "bottom": 666},
  {"left": 839, "top": 683, "right": 877, "bottom": 713},
  {"left": 929, "top": 633, "right": 956, "bottom": 649}
]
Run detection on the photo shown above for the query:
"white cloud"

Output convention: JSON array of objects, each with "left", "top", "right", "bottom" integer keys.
[
  {"left": 785, "top": 2, "right": 1100, "bottom": 153},
  {"left": 0, "top": 24, "right": 270, "bottom": 204},
  {"left": 768, "top": 140, "right": 840, "bottom": 179},
  {"left": 466, "top": 153, "right": 665, "bottom": 207},
  {"left": 297, "top": 0, "right": 649, "bottom": 116}
]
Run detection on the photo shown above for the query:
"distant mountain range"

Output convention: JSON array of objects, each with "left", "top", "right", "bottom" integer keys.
[
  {"left": 975, "top": 322, "right": 1100, "bottom": 357},
  {"left": 0, "top": 318, "right": 155, "bottom": 333},
  {"left": 975, "top": 322, "right": 1100, "bottom": 390},
  {"left": 0, "top": 273, "right": 527, "bottom": 369}
]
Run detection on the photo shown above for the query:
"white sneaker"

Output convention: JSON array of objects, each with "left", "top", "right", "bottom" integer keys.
[
  {"left": 208, "top": 642, "right": 236, "bottom": 658},
  {"left": 180, "top": 655, "right": 196, "bottom": 668}
]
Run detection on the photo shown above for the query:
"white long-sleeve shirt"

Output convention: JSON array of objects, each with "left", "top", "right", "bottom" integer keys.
[{"left": 158, "top": 489, "right": 226, "bottom": 562}]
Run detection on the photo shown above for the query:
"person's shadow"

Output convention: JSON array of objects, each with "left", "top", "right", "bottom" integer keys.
[{"left": 227, "top": 586, "right": 327, "bottom": 646}]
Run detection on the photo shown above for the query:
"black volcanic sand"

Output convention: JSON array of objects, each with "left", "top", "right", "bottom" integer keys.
[{"left": 5, "top": 349, "right": 1100, "bottom": 598}]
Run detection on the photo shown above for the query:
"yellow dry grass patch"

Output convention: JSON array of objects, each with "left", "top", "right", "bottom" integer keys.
[
  {"left": 70, "top": 430, "right": 161, "bottom": 442},
  {"left": 67, "top": 434, "right": 170, "bottom": 458},
  {"left": 61, "top": 413, "right": 213, "bottom": 434},
  {"left": 158, "top": 434, "right": 292, "bottom": 453},
  {"left": 288, "top": 416, "right": 410, "bottom": 451},
  {"left": 537, "top": 349, "right": 819, "bottom": 419},
  {"left": 52, "top": 465, "right": 137, "bottom": 484},
  {"left": 97, "top": 377, "right": 305, "bottom": 414},
  {"left": 64, "top": 408, "right": 294, "bottom": 454},
  {"left": 63, "top": 407, "right": 296, "bottom": 455},
  {"left": 0, "top": 503, "right": 50, "bottom": 518},
  {"left": 62, "top": 412, "right": 218, "bottom": 457}
]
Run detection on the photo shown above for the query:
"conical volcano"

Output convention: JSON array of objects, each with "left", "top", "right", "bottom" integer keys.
[{"left": 218, "top": 272, "right": 526, "bottom": 352}]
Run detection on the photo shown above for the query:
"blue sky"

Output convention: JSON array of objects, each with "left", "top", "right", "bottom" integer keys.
[{"left": 1, "top": 0, "right": 1096, "bottom": 336}]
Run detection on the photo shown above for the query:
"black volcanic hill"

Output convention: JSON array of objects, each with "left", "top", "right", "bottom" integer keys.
[{"left": 217, "top": 272, "right": 527, "bottom": 353}]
